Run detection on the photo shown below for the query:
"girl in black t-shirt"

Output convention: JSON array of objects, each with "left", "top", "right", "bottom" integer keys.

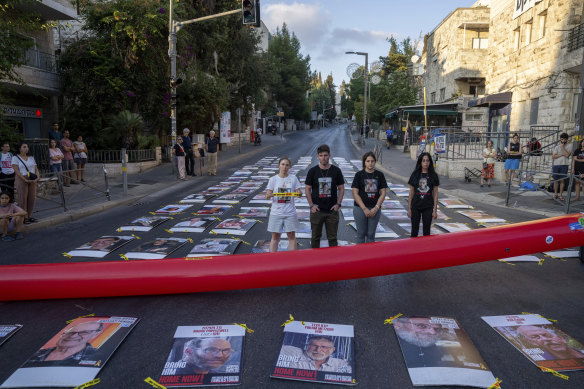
[
  {"left": 572, "top": 139, "right": 584, "bottom": 201},
  {"left": 407, "top": 152, "right": 440, "bottom": 237}
]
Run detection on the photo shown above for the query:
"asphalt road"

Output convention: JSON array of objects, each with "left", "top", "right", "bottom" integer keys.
[{"left": 1, "top": 126, "right": 583, "bottom": 389}]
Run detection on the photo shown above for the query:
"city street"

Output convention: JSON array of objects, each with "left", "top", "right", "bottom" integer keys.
[{"left": 1, "top": 126, "right": 583, "bottom": 389}]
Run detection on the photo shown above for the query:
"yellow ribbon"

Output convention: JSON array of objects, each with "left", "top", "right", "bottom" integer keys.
[
  {"left": 281, "top": 314, "right": 304, "bottom": 326},
  {"left": 384, "top": 313, "right": 403, "bottom": 325},
  {"left": 131, "top": 234, "right": 141, "bottom": 239},
  {"left": 66, "top": 313, "right": 95, "bottom": 324},
  {"left": 120, "top": 254, "right": 129, "bottom": 261},
  {"left": 165, "top": 229, "right": 173, "bottom": 234},
  {"left": 149, "top": 212, "right": 155, "bottom": 215},
  {"left": 63, "top": 252, "right": 72, "bottom": 258},
  {"left": 521, "top": 312, "right": 557, "bottom": 323},
  {"left": 74, "top": 378, "right": 100, "bottom": 389},
  {"left": 231, "top": 237, "right": 250, "bottom": 245},
  {"left": 185, "top": 256, "right": 213, "bottom": 261},
  {"left": 497, "top": 259, "right": 515, "bottom": 266},
  {"left": 539, "top": 366, "right": 569, "bottom": 380},
  {"left": 487, "top": 377, "right": 502, "bottom": 389},
  {"left": 233, "top": 323, "right": 254, "bottom": 333},
  {"left": 116, "top": 227, "right": 121, "bottom": 232},
  {"left": 187, "top": 238, "right": 193, "bottom": 243},
  {"left": 210, "top": 231, "right": 217, "bottom": 235},
  {"left": 538, "top": 258, "right": 545, "bottom": 266},
  {"left": 144, "top": 377, "right": 167, "bottom": 389}
]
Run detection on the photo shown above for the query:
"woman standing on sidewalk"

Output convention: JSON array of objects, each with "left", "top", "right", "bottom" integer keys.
[
  {"left": 73, "top": 135, "right": 88, "bottom": 182},
  {"left": 49, "top": 139, "right": 64, "bottom": 180},
  {"left": 351, "top": 151, "right": 387, "bottom": 243},
  {"left": 572, "top": 139, "right": 584, "bottom": 201},
  {"left": 11, "top": 142, "right": 40, "bottom": 224},
  {"left": 407, "top": 152, "right": 439, "bottom": 237},
  {"left": 481, "top": 140, "right": 496, "bottom": 187}
]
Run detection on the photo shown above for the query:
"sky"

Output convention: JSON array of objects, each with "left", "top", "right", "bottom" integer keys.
[{"left": 261, "top": 0, "right": 478, "bottom": 89}]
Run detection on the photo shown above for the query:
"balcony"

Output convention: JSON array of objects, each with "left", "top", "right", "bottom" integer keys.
[
  {"left": 568, "top": 23, "right": 584, "bottom": 52},
  {"left": 14, "top": 0, "right": 77, "bottom": 21}
]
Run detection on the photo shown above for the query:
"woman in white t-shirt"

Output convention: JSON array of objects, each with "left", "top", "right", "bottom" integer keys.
[
  {"left": 265, "top": 157, "right": 302, "bottom": 252},
  {"left": 11, "top": 142, "right": 40, "bottom": 223}
]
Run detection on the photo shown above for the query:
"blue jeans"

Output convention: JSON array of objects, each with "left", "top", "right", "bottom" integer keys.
[
  {"left": 50, "top": 163, "right": 62, "bottom": 174},
  {"left": 353, "top": 205, "right": 381, "bottom": 243}
]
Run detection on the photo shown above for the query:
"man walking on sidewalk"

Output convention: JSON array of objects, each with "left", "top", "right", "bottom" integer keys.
[
  {"left": 182, "top": 128, "right": 196, "bottom": 176},
  {"left": 206, "top": 130, "right": 219, "bottom": 176},
  {"left": 305, "top": 144, "right": 344, "bottom": 248}
]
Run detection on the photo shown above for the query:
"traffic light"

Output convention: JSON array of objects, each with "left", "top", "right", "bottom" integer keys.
[{"left": 242, "top": 0, "right": 260, "bottom": 27}]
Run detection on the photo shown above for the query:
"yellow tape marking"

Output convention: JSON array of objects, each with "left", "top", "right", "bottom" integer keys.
[
  {"left": 116, "top": 227, "right": 121, "bottom": 232},
  {"left": 165, "top": 229, "right": 173, "bottom": 234},
  {"left": 120, "top": 254, "right": 129, "bottom": 261},
  {"left": 211, "top": 231, "right": 217, "bottom": 235},
  {"left": 74, "top": 378, "right": 100, "bottom": 389},
  {"left": 521, "top": 312, "right": 557, "bottom": 323},
  {"left": 185, "top": 256, "right": 213, "bottom": 261},
  {"left": 272, "top": 192, "right": 301, "bottom": 197},
  {"left": 384, "top": 313, "right": 403, "bottom": 325},
  {"left": 538, "top": 258, "right": 545, "bottom": 266},
  {"left": 187, "top": 238, "right": 193, "bottom": 243},
  {"left": 131, "top": 234, "right": 141, "bottom": 240},
  {"left": 233, "top": 323, "right": 254, "bottom": 333},
  {"left": 63, "top": 252, "right": 72, "bottom": 258},
  {"left": 497, "top": 259, "right": 515, "bottom": 266},
  {"left": 487, "top": 377, "right": 502, "bottom": 389},
  {"left": 149, "top": 212, "right": 156, "bottom": 215},
  {"left": 66, "top": 313, "right": 95, "bottom": 324},
  {"left": 539, "top": 366, "right": 569, "bottom": 380},
  {"left": 282, "top": 314, "right": 301, "bottom": 326},
  {"left": 144, "top": 377, "right": 167, "bottom": 389}
]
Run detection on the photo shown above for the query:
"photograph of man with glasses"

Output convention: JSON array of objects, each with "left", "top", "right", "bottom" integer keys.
[
  {"left": 175, "top": 338, "right": 237, "bottom": 375},
  {"left": 276, "top": 335, "right": 352, "bottom": 373}
]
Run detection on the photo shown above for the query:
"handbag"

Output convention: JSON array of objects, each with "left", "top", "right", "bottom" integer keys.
[
  {"left": 482, "top": 162, "right": 488, "bottom": 169},
  {"left": 16, "top": 155, "right": 38, "bottom": 180}
]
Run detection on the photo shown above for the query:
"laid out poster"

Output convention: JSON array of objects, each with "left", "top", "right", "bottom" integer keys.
[
  {"left": 0, "top": 325, "right": 22, "bottom": 347},
  {"left": 158, "top": 325, "right": 245, "bottom": 387},
  {"left": 271, "top": 320, "right": 355, "bottom": 386},
  {"left": 123, "top": 237, "right": 189, "bottom": 259},
  {"left": 482, "top": 314, "right": 584, "bottom": 371},
  {"left": 393, "top": 316, "right": 495, "bottom": 387},
  {"left": 118, "top": 216, "right": 170, "bottom": 232},
  {"left": 0, "top": 316, "right": 139, "bottom": 388},
  {"left": 67, "top": 236, "right": 135, "bottom": 258}
]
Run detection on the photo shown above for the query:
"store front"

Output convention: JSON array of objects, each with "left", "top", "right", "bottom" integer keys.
[{"left": 1, "top": 104, "right": 44, "bottom": 138}]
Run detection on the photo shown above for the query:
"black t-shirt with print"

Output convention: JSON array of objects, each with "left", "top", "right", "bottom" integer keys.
[
  {"left": 351, "top": 169, "right": 388, "bottom": 208},
  {"left": 306, "top": 164, "right": 344, "bottom": 211},
  {"left": 408, "top": 171, "right": 440, "bottom": 210},
  {"left": 574, "top": 148, "right": 584, "bottom": 172},
  {"left": 507, "top": 142, "right": 521, "bottom": 159}
]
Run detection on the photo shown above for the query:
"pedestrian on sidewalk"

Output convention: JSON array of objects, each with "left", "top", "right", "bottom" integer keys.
[
  {"left": 385, "top": 127, "right": 393, "bottom": 149},
  {"left": 504, "top": 133, "right": 522, "bottom": 183},
  {"left": 265, "top": 157, "right": 302, "bottom": 252},
  {"left": 48, "top": 139, "right": 64, "bottom": 183},
  {"left": 181, "top": 128, "right": 196, "bottom": 176},
  {"left": 48, "top": 122, "right": 62, "bottom": 142},
  {"left": 572, "top": 138, "right": 584, "bottom": 201},
  {"left": 0, "top": 191, "right": 26, "bottom": 241},
  {"left": 73, "top": 135, "right": 88, "bottom": 182},
  {"left": 173, "top": 136, "right": 186, "bottom": 180},
  {"left": 551, "top": 133, "right": 573, "bottom": 201},
  {"left": 305, "top": 144, "right": 344, "bottom": 248},
  {"left": 407, "top": 152, "right": 439, "bottom": 237},
  {"left": 11, "top": 142, "right": 40, "bottom": 224},
  {"left": 206, "top": 130, "right": 219, "bottom": 176},
  {"left": 481, "top": 140, "right": 496, "bottom": 187},
  {"left": 60, "top": 130, "right": 76, "bottom": 186},
  {"left": 0, "top": 142, "right": 15, "bottom": 200},
  {"left": 352, "top": 151, "right": 387, "bottom": 243}
]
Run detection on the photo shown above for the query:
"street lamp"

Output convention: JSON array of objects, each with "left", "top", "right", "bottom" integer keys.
[{"left": 345, "top": 51, "right": 368, "bottom": 145}]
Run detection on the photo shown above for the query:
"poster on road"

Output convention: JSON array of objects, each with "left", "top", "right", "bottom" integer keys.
[
  {"left": 0, "top": 325, "right": 22, "bottom": 347},
  {"left": 157, "top": 325, "right": 245, "bottom": 387},
  {"left": 220, "top": 111, "right": 231, "bottom": 144},
  {"left": 123, "top": 237, "right": 189, "bottom": 259},
  {"left": 170, "top": 217, "right": 215, "bottom": 233},
  {"left": 118, "top": 216, "right": 170, "bottom": 232},
  {"left": 67, "top": 236, "right": 135, "bottom": 258},
  {"left": 187, "top": 238, "right": 241, "bottom": 257}
]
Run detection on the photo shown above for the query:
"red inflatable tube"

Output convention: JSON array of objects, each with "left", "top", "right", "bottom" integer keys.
[{"left": 1, "top": 214, "right": 582, "bottom": 301}]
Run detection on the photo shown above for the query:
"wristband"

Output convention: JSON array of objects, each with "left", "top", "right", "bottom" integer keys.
[{"left": 336, "top": 203, "right": 341, "bottom": 207}]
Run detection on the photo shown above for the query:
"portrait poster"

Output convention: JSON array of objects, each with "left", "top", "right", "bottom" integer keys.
[
  {"left": 271, "top": 320, "right": 355, "bottom": 385},
  {"left": 294, "top": 222, "right": 312, "bottom": 239},
  {"left": 381, "top": 209, "right": 409, "bottom": 220},
  {"left": 0, "top": 325, "right": 22, "bottom": 347},
  {"left": 219, "top": 111, "right": 231, "bottom": 144},
  {"left": 250, "top": 175, "right": 270, "bottom": 181},
  {"left": 435, "top": 223, "right": 472, "bottom": 233},
  {"left": 251, "top": 240, "right": 289, "bottom": 253},
  {"left": 340, "top": 208, "right": 354, "bottom": 221},
  {"left": 230, "top": 187, "right": 257, "bottom": 195},
  {"left": 67, "top": 236, "right": 134, "bottom": 258},
  {"left": 118, "top": 216, "right": 170, "bottom": 232},
  {"left": 194, "top": 205, "right": 232, "bottom": 216},
  {"left": 340, "top": 199, "right": 353, "bottom": 208},
  {"left": 348, "top": 223, "right": 398, "bottom": 238},
  {"left": 237, "top": 207, "right": 269, "bottom": 218},
  {"left": 211, "top": 219, "right": 257, "bottom": 236},
  {"left": 294, "top": 197, "right": 310, "bottom": 207},
  {"left": 212, "top": 194, "right": 248, "bottom": 204},
  {"left": 202, "top": 188, "right": 228, "bottom": 195},
  {"left": 187, "top": 239, "right": 241, "bottom": 257},
  {"left": 439, "top": 198, "right": 473, "bottom": 209},
  {"left": 296, "top": 208, "right": 310, "bottom": 221},
  {"left": 0, "top": 316, "right": 139, "bottom": 388},
  {"left": 180, "top": 194, "right": 216, "bottom": 204},
  {"left": 456, "top": 210, "right": 506, "bottom": 224},
  {"left": 397, "top": 223, "right": 444, "bottom": 236},
  {"left": 123, "top": 237, "right": 189, "bottom": 260},
  {"left": 170, "top": 217, "right": 215, "bottom": 233},
  {"left": 249, "top": 194, "right": 271, "bottom": 204},
  {"left": 482, "top": 314, "right": 584, "bottom": 371},
  {"left": 157, "top": 325, "right": 245, "bottom": 387},
  {"left": 381, "top": 200, "right": 404, "bottom": 209},
  {"left": 393, "top": 316, "right": 495, "bottom": 387},
  {"left": 434, "top": 135, "right": 446, "bottom": 153},
  {"left": 391, "top": 188, "right": 410, "bottom": 197},
  {"left": 154, "top": 204, "right": 193, "bottom": 215}
]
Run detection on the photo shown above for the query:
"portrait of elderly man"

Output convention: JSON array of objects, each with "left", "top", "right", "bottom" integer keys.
[
  {"left": 27, "top": 321, "right": 103, "bottom": 364},
  {"left": 175, "top": 337, "right": 235, "bottom": 375},
  {"left": 517, "top": 325, "right": 584, "bottom": 360},
  {"left": 277, "top": 335, "right": 351, "bottom": 372},
  {"left": 394, "top": 317, "right": 446, "bottom": 368}
]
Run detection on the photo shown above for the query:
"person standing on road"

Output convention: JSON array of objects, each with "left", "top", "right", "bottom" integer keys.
[
  {"left": 481, "top": 140, "right": 496, "bottom": 188},
  {"left": 60, "top": 130, "right": 76, "bottom": 186},
  {"left": 173, "top": 136, "right": 186, "bottom": 180},
  {"left": 572, "top": 138, "right": 584, "bottom": 201},
  {"left": 552, "top": 133, "right": 573, "bottom": 201},
  {"left": 504, "top": 133, "right": 522, "bottom": 183},
  {"left": 305, "top": 144, "right": 344, "bottom": 248},
  {"left": 407, "top": 152, "right": 439, "bottom": 237},
  {"left": 352, "top": 151, "right": 387, "bottom": 243},
  {"left": 206, "top": 130, "right": 219, "bottom": 176},
  {"left": 181, "top": 128, "right": 196, "bottom": 176},
  {"left": 0, "top": 142, "right": 15, "bottom": 200},
  {"left": 266, "top": 157, "right": 302, "bottom": 252},
  {"left": 12, "top": 142, "right": 40, "bottom": 224}
]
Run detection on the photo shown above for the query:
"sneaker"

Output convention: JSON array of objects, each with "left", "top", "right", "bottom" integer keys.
[
  {"left": 2, "top": 235, "right": 15, "bottom": 242},
  {"left": 480, "top": 184, "right": 484, "bottom": 188},
  {"left": 14, "top": 232, "right": 24, "bottom": 240},
  {"left": 487, "top": 184, "right": 491, "bottom": 187}
]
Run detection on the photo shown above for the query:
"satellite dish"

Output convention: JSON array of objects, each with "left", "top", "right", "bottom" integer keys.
[
  {"left": 410, "top": 55, "right": 420, "bottom": 63},
  {"left": 370, "top": 61, "right": 382, "bottom": 73},
  {"left": 371, "top": 75, "right": 381, "bottom": 85},
  {"left": 346, "top": 63, "right": 364, "bottom": 79}
]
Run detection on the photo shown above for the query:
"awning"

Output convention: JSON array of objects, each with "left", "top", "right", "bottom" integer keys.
[
  {"left": 468, "top": 92, "right": 512, "bottom": 107},
  {"left": 385, "top": 110, "right": 399, "bottom": 119},
  {"left": 402, "top": 109, "right": 458, "bottom": 116}
]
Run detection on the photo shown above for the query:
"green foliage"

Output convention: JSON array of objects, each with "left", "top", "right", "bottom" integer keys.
[
  {"left": 0, "top": 120, "right": 24, "bottom": 148},
  {"left": 103, "top": 110, "right": 144, "bottom": 149}
]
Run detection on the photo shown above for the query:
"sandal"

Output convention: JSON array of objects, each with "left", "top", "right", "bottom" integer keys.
[
  {"left": 558, "top": 196, "right": 565, "bottom": 201},
  {"left": 23, "top": 218, "right": 31, "bottom": 225},
  {"left": 553, "top": 194, "right": 559, "bottom": 199}
]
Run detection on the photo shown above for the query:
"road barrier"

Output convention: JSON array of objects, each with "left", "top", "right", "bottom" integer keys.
[{"left": 1, "top": 214, "right": 582, "bottom": 301}]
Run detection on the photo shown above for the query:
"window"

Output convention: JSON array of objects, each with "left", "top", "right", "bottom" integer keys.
[
  {"left": 472, "top": 38, "right": 488, "bottom": 49},
  {"left": 430, "top": 92, "right": 436, "bottom": 104},
  {"left": 524, "top": 20, "right": 533, "bottom": 46},
  {"left": 538, "top": 12, "right": 547, "bottom": 39},
  {"left": 465, "top": 113, "right": 483, "bottom": 121},
  {"left": 572, "top": 94, "right": 579, "bottom": 122},
  {"left": 529, "top": 98, "right": 539, "bottom": 125},
  {"left": 439, "top": 88, "right": 445, "bottom": 102},
  {"left": 469, "top": 86, "right": 477, "bottom": 96},
  {"left": 514, "top": 27, "right": 521, "bottom": 50}
]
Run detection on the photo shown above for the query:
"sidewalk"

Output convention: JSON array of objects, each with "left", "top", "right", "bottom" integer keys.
[
  {"left": 24, "top": 133, "right": 285, "bottom": 232},
  {"left": 353, "top": 134, "right": 571, "bottom": 218}
]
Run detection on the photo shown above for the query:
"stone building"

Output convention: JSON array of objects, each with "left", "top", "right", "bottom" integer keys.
[{"left": 0, "top": 0, "right": 78, "bottom": 138}]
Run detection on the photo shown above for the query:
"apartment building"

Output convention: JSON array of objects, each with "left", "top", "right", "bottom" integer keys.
[{"left": 0, "top": 0, "right": 78, "bottom": 138}]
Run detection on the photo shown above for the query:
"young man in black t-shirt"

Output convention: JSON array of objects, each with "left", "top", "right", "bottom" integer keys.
[{"left": 305, "top": 144, "right": 345, "bottom": 248}]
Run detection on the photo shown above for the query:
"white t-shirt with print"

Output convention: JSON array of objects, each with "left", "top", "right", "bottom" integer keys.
[
  {"left": 11, "top": 155, "right": 37, "bottom": 177},
  {"left": 266, "top": 174, "right": 301, "bottom": 216},
  {"left": 1, "top": 152, "right": 14, "bottom": 174}
]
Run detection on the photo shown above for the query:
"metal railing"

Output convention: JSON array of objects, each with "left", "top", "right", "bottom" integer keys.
[
  {"left": 23, "top": 49, "right": 58, "bottom": 72},
  {"left": 88, "top": 149, "right": 156, "bottom": 163}
]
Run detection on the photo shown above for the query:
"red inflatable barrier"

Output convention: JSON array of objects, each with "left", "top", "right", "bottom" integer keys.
[{"left": 1, "top": 214, "right": 582, "bottom": 301}]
